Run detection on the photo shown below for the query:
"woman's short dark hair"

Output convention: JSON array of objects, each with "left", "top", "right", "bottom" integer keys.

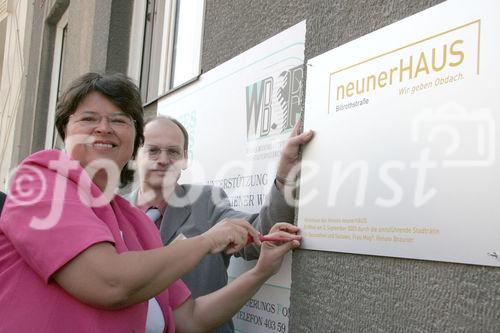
[{"left": 55, "top": 72, "right": 144, "bottom": 188}]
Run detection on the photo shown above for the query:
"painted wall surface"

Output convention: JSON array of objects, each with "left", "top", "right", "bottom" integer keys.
[
  {"left": 0, "top": 0, "right": 30, "bottom": 190},
  {"left": 8, "top": 0, "right": 132, "bottom": 181},
  {"left": 202, "top": 1, "right": 500, "bottom": 332}
]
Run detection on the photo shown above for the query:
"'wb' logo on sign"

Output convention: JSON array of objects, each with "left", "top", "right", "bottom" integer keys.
[{"left": 245, "top": 65, "right": 303, "bottom": 140}]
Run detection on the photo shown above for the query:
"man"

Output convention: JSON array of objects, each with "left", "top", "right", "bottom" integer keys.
[
  {"left": 128, "top": 116, "right": 313, "bottom": 333},
  {"left": 0, "top": 191, "right": 6, "bottom": 215}
]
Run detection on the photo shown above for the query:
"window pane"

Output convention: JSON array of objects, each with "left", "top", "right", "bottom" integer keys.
[
  {"left": 45, "top": 11, "right": 67, "bottom": 149},
  {"left": 170, "top": 0, "right": 204, "bottom": 88},
  {"left": 52, "top": 24, "right": 67, "bottom": 149},
  {"left": 140, "top": 0, "right": 156, "bottom": 101}
]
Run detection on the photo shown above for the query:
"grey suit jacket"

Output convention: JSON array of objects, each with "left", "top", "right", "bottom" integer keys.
[
  {"left": 126, "top": 183, "right": 293, "bottom": 333},
  {"left": 0, "top": 191, "right": 6, "bottom": 216}
]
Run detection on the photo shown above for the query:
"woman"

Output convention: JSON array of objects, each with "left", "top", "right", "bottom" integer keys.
[{"left": 0, "top": 73, "right": 301, "bottom": 333}]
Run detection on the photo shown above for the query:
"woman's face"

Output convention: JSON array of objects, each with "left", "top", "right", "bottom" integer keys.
[{"left": 64, "top": 91, "right": 136, "bottom": 174}]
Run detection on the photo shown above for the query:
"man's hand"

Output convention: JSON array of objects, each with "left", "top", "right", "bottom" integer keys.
[{"left": 275, "top": 121, "right": 314, "bottom": 191}]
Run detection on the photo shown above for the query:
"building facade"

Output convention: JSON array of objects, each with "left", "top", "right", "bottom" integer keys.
[{"left": 1, "top": 0, "right": 499, "bottom": 332}]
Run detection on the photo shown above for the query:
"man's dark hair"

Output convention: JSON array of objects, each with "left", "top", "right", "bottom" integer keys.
[
  {"left": 144, "top": 116, "right": 189, "bottom": 153},
  {"left": 55, "top": 72, "right": 145, "bottom": 187}
]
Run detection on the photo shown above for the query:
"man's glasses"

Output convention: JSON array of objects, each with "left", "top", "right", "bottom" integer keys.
[
  {"left": 142, "top": 146, "right": 184, "bottom": 160},
  {"left": 70, "top": 111, "right": 135, "bottom": 129}
]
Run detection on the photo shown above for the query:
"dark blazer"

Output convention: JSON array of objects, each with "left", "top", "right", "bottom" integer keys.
[
  {"left": 126, "top": 183, "right": 293, "bottom": 333},
  {"left": 0, "top": 191, "right": 6, "bottom": 216}
]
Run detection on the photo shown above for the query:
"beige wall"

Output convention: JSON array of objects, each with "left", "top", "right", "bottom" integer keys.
[
  {"left": 0, "top": 0, "right": 30, "bottom": 190},
  {"left": 1, "top": 0, "right": 133, "bottom": 192}
]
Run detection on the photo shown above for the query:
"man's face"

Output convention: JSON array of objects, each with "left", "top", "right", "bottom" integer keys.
[{"left": 137, "top": 119, "right": 187, "bottom": 192}]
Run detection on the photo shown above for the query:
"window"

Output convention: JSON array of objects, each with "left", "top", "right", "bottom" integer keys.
[
  {"left": 129, "top": 0, "right": 204, "bottom": 104},
  {"left": 45, "top": 10, "right": 67, "bottom": 149},
  {"left": 169, "top": 0, "right": 204, "bottom": 88}
]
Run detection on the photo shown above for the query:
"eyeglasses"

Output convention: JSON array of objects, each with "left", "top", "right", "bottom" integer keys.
[
  {"left": 70, "top": 111, "right": 135, "bottom": 129},
  {"left": 142, "top": 146, "right": 184, "bottom": 160}
]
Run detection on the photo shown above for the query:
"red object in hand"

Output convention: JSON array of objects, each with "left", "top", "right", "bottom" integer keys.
[{"left": 246, "top": 234, "right": 295, "bottom": 245}]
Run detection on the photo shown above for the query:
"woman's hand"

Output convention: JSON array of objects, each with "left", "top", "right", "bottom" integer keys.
[
  {"left": 255, "top": 223, "right": 301, "bottom": 277},
  {"left": 173, "top": 223, "right": 301, "bottom": 332},
  {"left": 173, "top": 223, "right": 301, "bottom": 333},
  {"left": 202, "top": 218, "right": 262, "bottom": 255}
]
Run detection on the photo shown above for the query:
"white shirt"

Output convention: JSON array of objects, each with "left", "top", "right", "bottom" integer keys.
[
  {"left": 146, "top": 298, "right": 166, "bottom": 333},
  {"left": 118, "top": 230, "right": 166, "bottom": 333}
]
